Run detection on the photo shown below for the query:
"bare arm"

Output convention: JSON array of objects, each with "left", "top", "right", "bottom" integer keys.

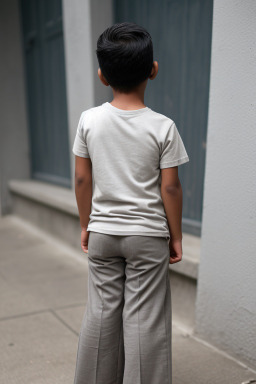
[
  {"left": 160, "top": 166, "right": 183, "bottom": 241},
  {"left": 160, "top": 166, "right": 184, "bottom": 264},
  {"left": 74, "top": 156, "right": 93, "bottom": 231}
]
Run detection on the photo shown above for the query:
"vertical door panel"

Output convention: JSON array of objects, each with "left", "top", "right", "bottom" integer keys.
[{"left": 20, "top": 0, "right": 71, "bottom": 187}]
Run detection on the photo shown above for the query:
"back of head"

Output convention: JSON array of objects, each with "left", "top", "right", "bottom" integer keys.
[{"left": 96, "top": 22, "right": 153, "bottom": 93}]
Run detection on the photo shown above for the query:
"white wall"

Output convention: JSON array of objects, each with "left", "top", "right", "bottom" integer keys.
[
  {"left": 195, "top": 0, "right": 256, "bottom": 368},
  {"left": 62, "top": 0, "right": 113, "bottom": 188},
  {"left": 0, "top": 0, "right": 30, "bottom": 216},
  {"left": 62, "top": 0, "right": 95, "bottom": 189}
]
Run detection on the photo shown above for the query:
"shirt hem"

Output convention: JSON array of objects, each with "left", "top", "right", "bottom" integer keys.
[
  {"left": 87, "top": 227, "right": 170, "bottom": 239},
  {"left": 72, "top": 148, "right": 90, "bottom": 158},
  {"left": 160, "top": 156, "right": 189, "bottom": 168}
]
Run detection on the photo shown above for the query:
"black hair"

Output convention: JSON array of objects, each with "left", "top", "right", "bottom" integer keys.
[{"left": 96, "top": 22, "right": 153, "bottom": 93}]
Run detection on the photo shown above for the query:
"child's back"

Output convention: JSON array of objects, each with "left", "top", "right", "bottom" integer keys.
[
  {"left": 72, "top": 21, "right": 190, "bottom": 384},
  {"left": 72, "top": 101, "right": 189, "bottom": 239}
]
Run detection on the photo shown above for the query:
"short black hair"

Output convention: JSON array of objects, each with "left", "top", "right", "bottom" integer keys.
[{"left": 96, "top": 22, "right": 153, "bottom": 93}]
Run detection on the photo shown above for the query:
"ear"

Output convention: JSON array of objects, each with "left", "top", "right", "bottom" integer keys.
[
  {"left": 98, "top": 68, "right": 109, "bottom": 86},
  {"left": 149, "top": 61, "right": 158, "bottom": 80}
]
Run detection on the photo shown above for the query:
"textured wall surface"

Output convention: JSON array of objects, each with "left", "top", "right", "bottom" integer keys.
[{"left": 195, "top": 0, "right": 256, "bottom": 368}]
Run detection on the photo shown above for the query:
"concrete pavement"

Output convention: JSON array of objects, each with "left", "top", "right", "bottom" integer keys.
[{"left": 0, "top": 214, "right": 255, "bottom": 384}]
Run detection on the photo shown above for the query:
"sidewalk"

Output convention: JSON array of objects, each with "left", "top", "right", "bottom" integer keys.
[{"left": 1, "top": 214, "right": 255, "bottom": 384}]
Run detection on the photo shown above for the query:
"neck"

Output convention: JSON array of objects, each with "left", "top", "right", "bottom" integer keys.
[{"left": 110, "top": 82, "right": 147, "bottom": 110}]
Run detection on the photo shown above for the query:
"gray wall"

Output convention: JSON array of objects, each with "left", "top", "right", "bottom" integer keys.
[
  {"left": 0, "top": 0, "right": 30, "bottom": 215},
  {"left": 62, "top": 0, "right": 113, "bottom": 189},
  {"left": 195, "top": 0, "right": 256, "bottom": 368}
]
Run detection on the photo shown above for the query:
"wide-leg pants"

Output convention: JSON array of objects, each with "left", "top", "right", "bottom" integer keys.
[{"left": 73, "top": 232, "right": 172, "bottom": 384}]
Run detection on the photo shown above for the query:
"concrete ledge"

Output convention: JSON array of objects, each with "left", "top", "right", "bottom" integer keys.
[
  {"left": 9, "top": 179, "right": 78, "bottom": 216},
  {"left": 8, "top": 179, "right": 200, "bottom": 281},
  {"left": 8, "top": 179, "right": 81, "bottom": 250}
]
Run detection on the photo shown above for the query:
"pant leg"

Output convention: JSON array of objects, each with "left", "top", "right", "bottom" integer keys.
[
  {"left": 122, "top": 235, "right": 172, "bottom": 384},
  {"left": 73, "top": 232, "right": 125, "bottom": 384}
]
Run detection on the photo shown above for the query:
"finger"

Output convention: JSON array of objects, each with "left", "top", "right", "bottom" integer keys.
[
  {"left": 170, "top": 259, "right": 179, "bottom": 264},
  {"left": 81, "top": 244, "right": 88, "bottom": 253},
  {"left": 169, "top": 256, "right": 182, "bottom": 264}
]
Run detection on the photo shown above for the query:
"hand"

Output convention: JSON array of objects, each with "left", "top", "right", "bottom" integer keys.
[
  {"left": 81, "top": 229, "right": 90, "bottom": 254},
  {"left": 168, "top": 238, "right": 183, "bottom": 264}
]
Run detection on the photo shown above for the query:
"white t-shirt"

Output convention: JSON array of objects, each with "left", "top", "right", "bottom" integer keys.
[{"left": 72, "top": 101, "right": 189, "bottom": 239}]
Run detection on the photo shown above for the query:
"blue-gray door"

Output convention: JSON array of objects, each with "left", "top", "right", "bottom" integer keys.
[
  {"left": 19, "top": 0, "right": 71, "bottom": 188},
  {"left": 114, "top": 0, "right": 213, "bottom": 236}
]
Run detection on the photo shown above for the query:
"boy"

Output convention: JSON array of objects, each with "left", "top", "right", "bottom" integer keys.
[{"left": 72, "top": 22, "right": 189, "bottom": 384}]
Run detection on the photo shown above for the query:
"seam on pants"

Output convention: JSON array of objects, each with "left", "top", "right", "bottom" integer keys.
[
  {"left": 164, "top": 266, "right": 171, "bottom": 384},
  {"left": 138, "top": 273, "right": 142, "bottom": 383},
  {"left": 95, "top": 273, "right": 104, "bottom": 384},
  {"left": 116, "top": 317, "right": 122, "bottom": 383},
  {"left": 130, "top": 236, "right": 142, "bottom": 383}
]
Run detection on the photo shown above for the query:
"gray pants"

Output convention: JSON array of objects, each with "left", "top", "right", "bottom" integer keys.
[{"left": 74, "top": 232, "right": 172, "bottom": 384}]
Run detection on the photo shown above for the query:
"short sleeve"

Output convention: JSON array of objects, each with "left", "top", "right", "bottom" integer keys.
[
  {"left": 160, "top": 122, "right": 189, "bottom": 169},
  {"left": 72, "top": 112, "right": 90, "bottom": 158}
]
